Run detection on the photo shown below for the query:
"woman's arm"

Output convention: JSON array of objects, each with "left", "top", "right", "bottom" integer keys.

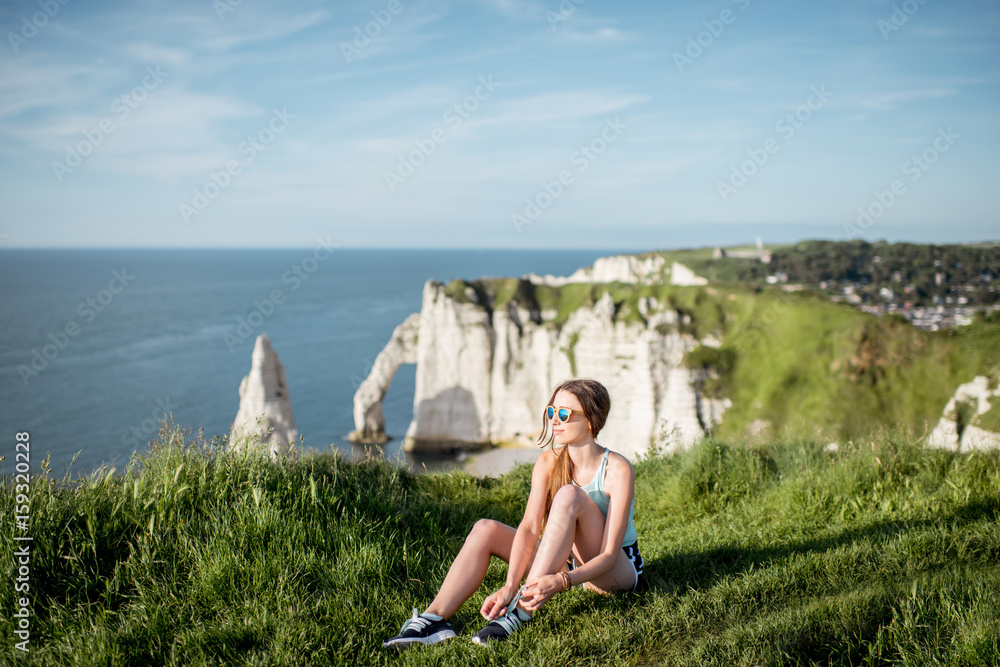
[
  {"left": 480, "top": 450, "right": 553, "bottom": 620},
  {"left": 505, "top": 453, "right": 551, "bottom": 586}
]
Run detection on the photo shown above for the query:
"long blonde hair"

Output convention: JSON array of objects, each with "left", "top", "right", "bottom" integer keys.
[{"left": 535, "top": 378, "right": 611, "bottom": 530}]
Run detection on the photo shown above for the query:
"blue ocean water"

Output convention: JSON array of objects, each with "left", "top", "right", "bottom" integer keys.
[{"left": 0, "top": 248, "right": 614, "bottom": 475}]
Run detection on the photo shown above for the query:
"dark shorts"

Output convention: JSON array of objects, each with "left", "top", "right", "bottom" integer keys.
[
  {"left": 622, "top": 541, "right": 644, "bottom": 591},
  {"left": 566, "top": 540, "right": 644, "bottom": 591}
]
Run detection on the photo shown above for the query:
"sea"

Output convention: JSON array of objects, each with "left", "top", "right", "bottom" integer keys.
[{"left": 0, "top": 248, "right": 617, "bottom": 476}]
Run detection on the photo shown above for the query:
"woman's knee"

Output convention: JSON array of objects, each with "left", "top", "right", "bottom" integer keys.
[
  {"left": 466, "top": 519, "right": 507, "bottom": 549},
  {"left": 550, "top": 484, "right": 590, "bottom": 516}
]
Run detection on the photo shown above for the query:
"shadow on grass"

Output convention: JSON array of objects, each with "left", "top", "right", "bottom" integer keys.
[
  {"left": 535, "top": 498, "right": 1000, "bottom": 664},
  {"left": 639, "top": 498, "right": 1000, "bottom": 595}
]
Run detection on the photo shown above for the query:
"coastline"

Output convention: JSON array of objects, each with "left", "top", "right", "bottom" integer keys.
[{"left": 461, "top": 444, "right": 542, "bottom": 477}]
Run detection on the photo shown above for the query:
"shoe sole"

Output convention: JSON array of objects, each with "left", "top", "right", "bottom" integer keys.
[{"left": 383, "top": 630, "right": 456, "bottom": 650}]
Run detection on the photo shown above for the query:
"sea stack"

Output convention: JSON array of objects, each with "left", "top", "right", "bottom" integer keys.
[{"left": 230, "top": 334, "right": 299, "bottom": 459}]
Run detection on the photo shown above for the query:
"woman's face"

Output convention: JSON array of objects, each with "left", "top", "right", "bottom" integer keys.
[{"left": 549, "top": 389, "right": 592, "bottom": 446}]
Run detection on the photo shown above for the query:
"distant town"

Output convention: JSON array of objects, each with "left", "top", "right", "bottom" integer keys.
[
  {"left": 685, "top": 240, "right": 1000, "bottom": 331},
  {"left": 804, "top": 277, "right": 995, "bottom": 331}
]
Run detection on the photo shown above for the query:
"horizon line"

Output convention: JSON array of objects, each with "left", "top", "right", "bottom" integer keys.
[{"left": 0, "top": 239, "right": 997, "bottom": 251}]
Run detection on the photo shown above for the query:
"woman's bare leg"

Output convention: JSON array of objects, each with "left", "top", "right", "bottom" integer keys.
[
  {"left": 524, "top": 485, "right": 637, "bottom": 597},
  {"left": 424, "top": 519, "right": 518, "bottom": 618}
]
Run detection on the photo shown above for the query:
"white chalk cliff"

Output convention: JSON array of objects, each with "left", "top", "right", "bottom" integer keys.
[
  {"left": 927, "top": 375, "right": 1000, "bottom": 451},
  {"left": 231, "top": 334, "right": 299, "bottom": 458},
  {"left": 351, "top": 278, "right": 729, "bottom": 461},
  {"left": 525, "top": 253, "right": 667, "bottom": 286},
  {"left": 670, "top": 262, "right": 709, "bottom": 286}
]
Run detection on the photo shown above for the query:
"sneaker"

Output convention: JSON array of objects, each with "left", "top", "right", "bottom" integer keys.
[
  {"left": 382, "top": 609, "right": 456, "bottom": 650},
  {"left": 472, "top": 589, "right": 531, "bottom": 645}
]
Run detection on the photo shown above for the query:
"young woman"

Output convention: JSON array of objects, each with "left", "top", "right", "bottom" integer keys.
[{"left": 383, "top": 378, "right": 643, "bottom": 648}]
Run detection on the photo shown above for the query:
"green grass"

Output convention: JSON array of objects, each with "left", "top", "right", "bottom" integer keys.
[
  {"left": 3, "top": 423, "right": 998, "bottom": 666},
  {"left": 977, "top": 403, "right": 1000, "bottom": 433},
  {"left": 684, "top": 292, "right": 1000, "bottom": 442},
  {"left": 650, "top": 246, "right": 785, "bottom": 284}
]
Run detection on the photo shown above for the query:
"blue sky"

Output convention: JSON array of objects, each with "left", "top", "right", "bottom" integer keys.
[{"left": 0, "top": 0, "right": 997, "bottom": 249}]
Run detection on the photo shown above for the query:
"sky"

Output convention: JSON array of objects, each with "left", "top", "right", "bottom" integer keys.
[{"left": 0, "top": 0, "right": 997, "bottom": 249}]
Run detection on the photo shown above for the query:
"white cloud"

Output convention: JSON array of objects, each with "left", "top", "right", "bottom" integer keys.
[
  {"left": 0, "top": 57, "right": 116, "bottom": 122},
  {"left": 461, "top": 90, "right": 649, "bottom": 131},
  {"left": 559, "top": 27, "right": 628, "bottom": 43},
  {"left": 195, "top": 10, "right": 329, "bottom": 52},
  {"left": 472, "top": 0, "right": 546, "bottom": 22},
  {"left": 334, "top": 5, "right": 450, "bottom": 63},
  {"left": 121, "top": 42, "right": 191, "bottom": 68},
  {"left": 909, "top": 27, "right": 957, "bottom": 38},
  {"left": 854, "top": 88, "right": 955, "bottom": 110},
  {"left": 701, "top": 78, "right": 752, "bottom": 93}
]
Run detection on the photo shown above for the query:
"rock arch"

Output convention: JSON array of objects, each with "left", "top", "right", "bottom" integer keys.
[{"left": 348, "top": 313, "right": 421, "bottom": 444}]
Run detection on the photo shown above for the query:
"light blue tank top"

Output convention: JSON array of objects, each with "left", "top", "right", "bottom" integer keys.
[{"left": 573, "top": 448, "right": 638, "bottom": 548}]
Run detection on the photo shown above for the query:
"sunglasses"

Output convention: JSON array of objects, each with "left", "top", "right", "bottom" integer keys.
[{"left": 545, "top": 405, "right": 584, "bottom": 422}]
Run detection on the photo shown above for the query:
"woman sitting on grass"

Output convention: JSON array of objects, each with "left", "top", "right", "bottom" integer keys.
[{"left": 383, "top": 377, "right": 643, "bottom": 648}]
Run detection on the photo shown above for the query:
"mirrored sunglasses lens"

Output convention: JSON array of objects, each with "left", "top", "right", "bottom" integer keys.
[
  {"left": 545, "top": 406, "right": 555, "bottom": 419},
  {"left": 558, "top": 408, "right": 571, "bottom": 421}
]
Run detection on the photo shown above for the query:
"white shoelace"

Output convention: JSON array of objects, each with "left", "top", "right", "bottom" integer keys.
[
  {"left": 400, "top": 608, "right": 433, "bottom": 634},
  {"left": 493, "top": 588, "right": 528, "bottom": 634},
  {"left": 492, "top": 610, "right": 525, "bottom": 635}
]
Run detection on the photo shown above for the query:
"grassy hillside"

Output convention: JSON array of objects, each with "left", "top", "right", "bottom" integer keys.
[
  {"left": 2, "top": 423, "right": 998, "bottom": 665},
  {"left": 692, "top": 288, "right": 1000, "bottom": 443},
  {"left": 687, "top": 296, "right": 1000, "bottom": 442},
  {"left": 651, "top": 245, "right": 781, "bottom": 284}
]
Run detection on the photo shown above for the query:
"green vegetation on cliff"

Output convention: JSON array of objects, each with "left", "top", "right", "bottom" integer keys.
[
  {"left": 3, "top": 424, "right": 998, "bottom": 665},
  {"left": 441, "top": 276, "right": 733, "bottom": 336}
]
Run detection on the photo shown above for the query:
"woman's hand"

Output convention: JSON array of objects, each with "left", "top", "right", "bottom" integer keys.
[
  {"left": 480, "top": 584, "right": 517, "bottom": 620},
  {"left": 519, "top": 573, "right": 566, "bottom": 612}
]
